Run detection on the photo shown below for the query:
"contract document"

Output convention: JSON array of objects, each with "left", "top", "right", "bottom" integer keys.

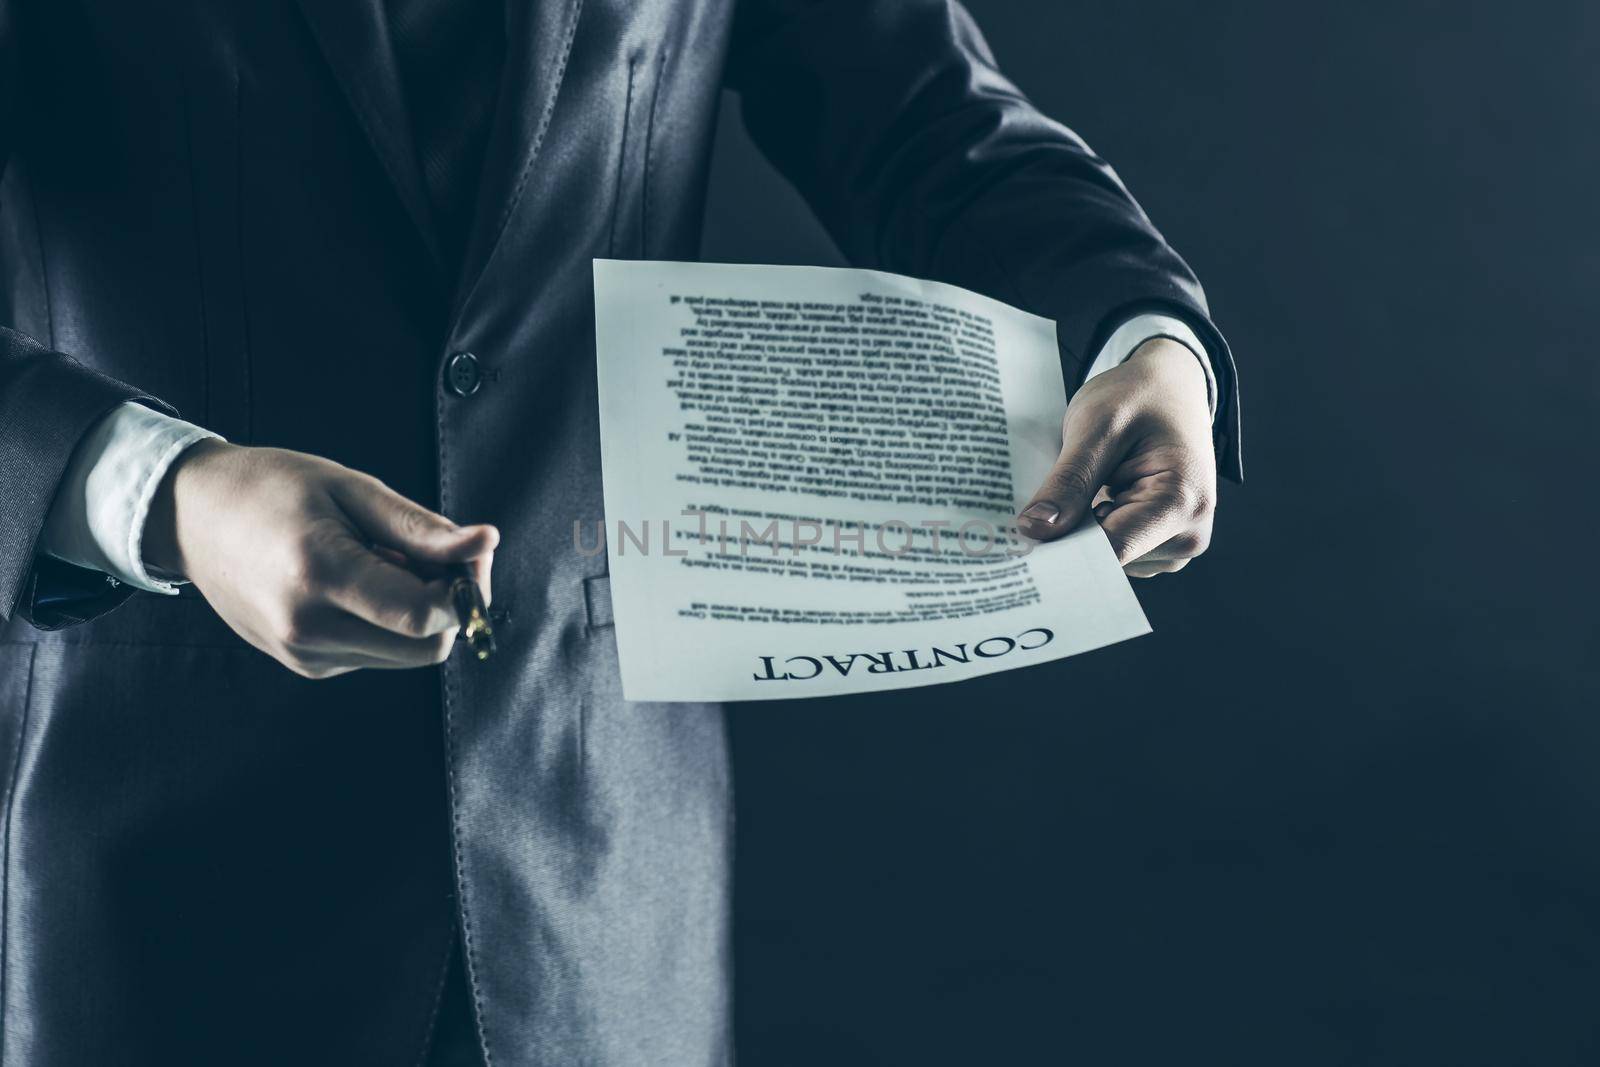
[{"left": 593, "top": 259, "right": 1150, "bottom": 702}]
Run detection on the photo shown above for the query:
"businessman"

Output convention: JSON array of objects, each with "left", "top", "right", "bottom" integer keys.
[{"left": 0, "top": 0, "right": 1239, "bottom": 1062}]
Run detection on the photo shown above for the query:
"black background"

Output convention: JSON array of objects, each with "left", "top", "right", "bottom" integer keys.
[{"left": 702, "top": 3, "right": 1600, "bottom": 1063}]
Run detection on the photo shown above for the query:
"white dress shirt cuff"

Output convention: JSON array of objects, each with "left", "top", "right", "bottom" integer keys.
[
  {"left": 1081, "top": 312, "right": 1218, "bottom": 419},
  {"left": 39, "top": 401, "right": 222, "bottom": 595}
]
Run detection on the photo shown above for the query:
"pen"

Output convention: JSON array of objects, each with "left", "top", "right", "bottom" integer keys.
[{"left": 450, "top": 564, "right": 496, "bottom": 661}]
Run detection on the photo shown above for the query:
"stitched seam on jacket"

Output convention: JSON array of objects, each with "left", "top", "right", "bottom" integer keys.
[
  {"left": 0, "top": 644, "right": 38, "bottom": 1067},
  {"left": 489, "top": 0, "right": 584, "bottom": 244},
  {"left": 437, "top": 368, "right": 491, "bottom": 1066},
  {"left": 436, "top": 7, "right": 587, "bottom": 1060},
  {"left": 608, "top": 56, "right": 639, "bottom": 258},
  {"left": 641, "top": 48, "right": 667, "bottom": 257}
]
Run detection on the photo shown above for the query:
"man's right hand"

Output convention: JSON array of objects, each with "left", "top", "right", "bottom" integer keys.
[{"left": 142, "top": 441, "right": 498, "bottom": 679}]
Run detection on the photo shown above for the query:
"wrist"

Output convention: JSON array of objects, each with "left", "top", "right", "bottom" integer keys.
[{"left": 142, "top": 438, "right": 232, "bottom": 577}]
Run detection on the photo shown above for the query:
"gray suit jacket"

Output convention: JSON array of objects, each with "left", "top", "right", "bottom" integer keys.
[{"left": 0, "top": 0, "right": 1237, "bottom": 1062}]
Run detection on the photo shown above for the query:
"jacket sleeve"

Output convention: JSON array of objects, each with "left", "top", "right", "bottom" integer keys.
[
  {"left": 725, "top": 0, "right": 1241, "bottom": 480},
  {"left": 0, "top": 5, "right": 176, "bottom": 628}
]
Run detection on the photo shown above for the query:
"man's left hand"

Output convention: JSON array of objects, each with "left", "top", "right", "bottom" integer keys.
[{"left": 1016, "top": 338, "right": 1216, "bottom": 577}]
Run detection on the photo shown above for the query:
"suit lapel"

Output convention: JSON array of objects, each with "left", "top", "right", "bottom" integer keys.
[
  {"left": 293, "top": 0, "right": 444, "bottom": 269},
  {"left": 450, "top": 0, "right": 586, "bottom": 319}
]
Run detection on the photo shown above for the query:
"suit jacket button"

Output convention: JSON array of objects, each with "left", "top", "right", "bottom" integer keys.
[{"left": 445, "top": 351, "right": 482, "bottom": 397}]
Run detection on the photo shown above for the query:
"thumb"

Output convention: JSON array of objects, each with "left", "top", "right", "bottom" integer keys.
[
  {"left": 334, "top": 477, "right": 500, "bottom": 564},
  {"left": 1016, "top": 407, "right": 1121, "bottom": 541}
]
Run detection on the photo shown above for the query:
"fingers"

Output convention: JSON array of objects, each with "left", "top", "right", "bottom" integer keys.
[
  {"left": 282, "top": 601, "right": 458, "bottom": 675},
  {"left": 1018, "top": 333, "right": 1218, "bottom": 567},
  {"left": 1125, "top": 557, "right": 1190, "bottom": 579},
  {"left": 332, "top": 475, "right": 499, "bottom": 565},
  {"left": 263, "top": 530, "right": 469, "bottom": 678},
  {"left": 330, "top": 474, "right": 496, "bottom": 608},
  {"left": 1016, "top": 405, "right": 1120, "bottom": 541},
  {"left": 320, "top": 538, "right": 462, "bottom": 639},
  {"left": 368, "top": 537, "right": 494, "bottom": 607},
  {"left": 462, "top": 548, "right": 494, "bottom": 608},
  {"left": 290, "top": 640, "right": 456, "bottom": 678},
  {"left": 270, "top": 478, "right": 501, "bottom": 678},
  {"left": 1096, "top": 474, "right": 1213, "bottom": 578},
  {"left": 181, "top": 447, "right": 503, "bottom": 681},
  {"left": 1023, "top": 440, "right": 1214, "bottom": 578}
]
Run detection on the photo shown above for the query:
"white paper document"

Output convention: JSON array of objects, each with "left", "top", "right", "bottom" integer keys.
[{"left": 592, "top": 260, "right": 1150, "bottom": 702}]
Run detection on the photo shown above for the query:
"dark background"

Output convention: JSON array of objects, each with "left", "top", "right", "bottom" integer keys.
[{"left": 702, "top": 3, "right": 1600, "bottom": 1063}]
